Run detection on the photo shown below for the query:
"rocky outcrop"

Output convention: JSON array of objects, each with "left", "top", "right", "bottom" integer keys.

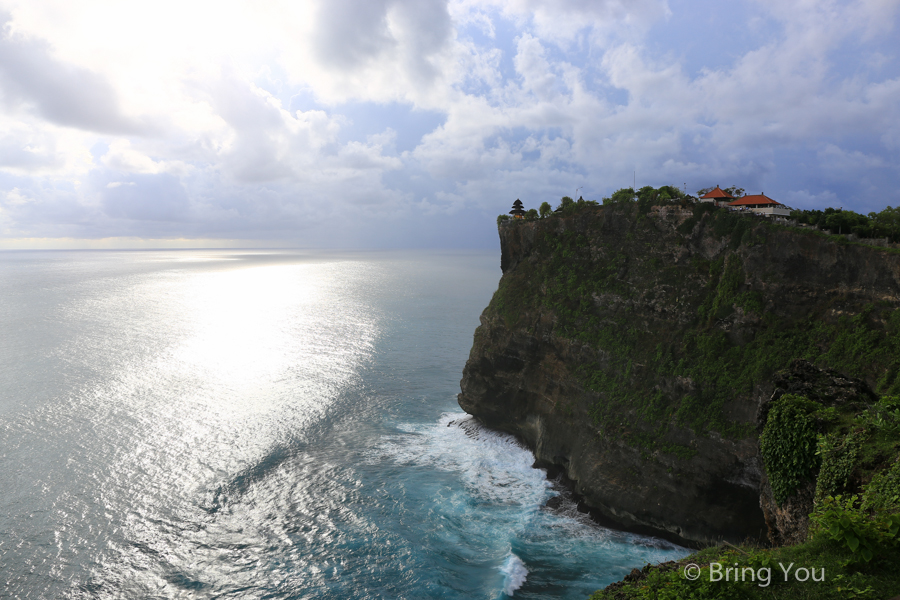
[
  {"left": 458, "top": 205, "right": 900, "bottom": 546},
  {"left": 757, "top": 359, "right": 878, "bottom": 545}
]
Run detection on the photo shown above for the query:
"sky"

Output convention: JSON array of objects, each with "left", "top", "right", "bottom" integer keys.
[{"left": 0, "top": 0, "right": 898, "bottom": 249}]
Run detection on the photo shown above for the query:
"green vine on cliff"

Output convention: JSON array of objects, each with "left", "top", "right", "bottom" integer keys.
[
  {"left": 862, "top": 457, "right": 900, "bottom": 513},
  {"left": 760, "top": 394, "right": 821, "bottom": 505},
  {"left": 815, "top": 429, "right": 867, "bottom": 506}
]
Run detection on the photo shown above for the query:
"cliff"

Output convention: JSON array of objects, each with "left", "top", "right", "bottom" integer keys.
[{"left": 458, "top": 203, "right": 900, "bottom": 546}]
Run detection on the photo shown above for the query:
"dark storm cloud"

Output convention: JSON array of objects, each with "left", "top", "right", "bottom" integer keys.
[{"left": 0, "top": 13, "right": 148, "bottom": 135}]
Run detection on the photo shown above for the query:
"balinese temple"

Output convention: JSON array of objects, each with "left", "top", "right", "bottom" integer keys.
[
  {"left": 699, "top": 186, "right": 734, "bottom": 206},
  {"left": 727, "top": 193, "right": 791, "bottom": 217},
  {"left": 509, "top": 199, "right": 526, "bottom": 219}
]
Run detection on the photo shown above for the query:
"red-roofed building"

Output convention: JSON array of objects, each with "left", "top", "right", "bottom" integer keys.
[
  {"left": 727, "top": 193, "right": 791, "bottom": 217},
  {"left": 699, "top": 186, "right": 734, "bottom": 207}
]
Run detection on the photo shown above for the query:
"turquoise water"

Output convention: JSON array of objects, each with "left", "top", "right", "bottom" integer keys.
[{"left": 0, "top": 249, "right": 687, "bottom": 599}]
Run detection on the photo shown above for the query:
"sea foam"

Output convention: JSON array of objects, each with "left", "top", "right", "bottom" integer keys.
[{"left": 500, "top": 553, "right": 528, "bottom": 595}]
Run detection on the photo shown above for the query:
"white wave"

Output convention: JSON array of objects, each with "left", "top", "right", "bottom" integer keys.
[
  {"left": 500, "top": 554, "right": 528, "bottom": 596},
  {"left": 371, "top": 412, "right": 552, "bottom": 508}
]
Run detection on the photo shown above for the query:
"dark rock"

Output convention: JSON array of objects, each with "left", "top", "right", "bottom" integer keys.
[{"left": 461, "top": 207, "right": 900, "bottom": 545}]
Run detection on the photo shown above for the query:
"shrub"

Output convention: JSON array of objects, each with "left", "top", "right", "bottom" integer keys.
[
  {"left": 815, "top": 429, "right": 865, "bottom": 505},
  {"left": 861, "top": 458, "right": 900, "bottom": 513},
  {"left": 556, "top": 196, "right": 575, "bottom": 214},
  {"left": 760, "top": 394, "right": 821, "bottom": 504},
  {"left": 811, "top": 494, "right": 900, "bottom": 562}
]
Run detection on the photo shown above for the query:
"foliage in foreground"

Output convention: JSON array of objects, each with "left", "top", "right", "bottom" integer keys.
[
  {"left": 589, "top": 539, "right": 900, "bottom": 600},
  {"left": 590, "top": 395, "right": 900, "bottom": 599}
]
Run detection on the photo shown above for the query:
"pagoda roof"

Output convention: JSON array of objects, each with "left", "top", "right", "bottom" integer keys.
[
  {"left": 700, "top": 186, "right": 734, "bottom": 199},
  {"left": 728, "top": 194, "right": 783, "bottom": 207}
]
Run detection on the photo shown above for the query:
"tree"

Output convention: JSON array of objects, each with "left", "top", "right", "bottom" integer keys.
[
  {"left": 871, "top": 206, "right": 900, "bottom": 242},
  {"left": 604, "top": 188, "right": 635, "bottom": 205},
  {"left": 657, "top": 186, "right": 680, "bottom": 201},
  {"left": 525, "top": 208, "right": 539, "bottom": 220},
  {"left": 636, "top": 186, "right": 657, "bottom": 214},
  {"left": 724, "top": 186, "right": 745, "bottom": 198},
  {"left": 539, "top": 201, "right": 552, "bottom": 218},
  {"left": 823, "top": 209, "right": 870, "bottom": 236},
  {"left": 555, "top": 196, "right": 575, "bottom": 213}
]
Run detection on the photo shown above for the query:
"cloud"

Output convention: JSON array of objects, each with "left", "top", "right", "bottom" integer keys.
[
  {"left": 101, "top": 139, "right": 189, "bottom": 176},
  {"left": 0, "top": 125, "right": 64, "bottom": 171},
  {"left": 101, "top": 173, "right": 189, "bottom": 222},
  {"left": 818, "top": 143, "right": 886, "bottom": 173},
  {"left": 782, "top": 188, "right": 840, "bottom": 210},
  {"left": 3, "top": 186, "right": 32, "bottom": 205},
  {"left": 0, "top": 0, "right": 897, "bottom": 246},
  {"left": 0, "top": 12, "right": 148, "bottom": 134},
  {"left": 304, "top": 0, "right": 454, "bottom": 104}
]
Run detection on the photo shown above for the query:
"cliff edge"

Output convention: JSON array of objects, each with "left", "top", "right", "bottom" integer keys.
[{"left": 458, "top": 203, "right": 900, "bottom": 546}]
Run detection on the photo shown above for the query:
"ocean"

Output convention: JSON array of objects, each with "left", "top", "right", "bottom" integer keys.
[{"left": 0, "top": 249, "right": 687, "bottom": 599}]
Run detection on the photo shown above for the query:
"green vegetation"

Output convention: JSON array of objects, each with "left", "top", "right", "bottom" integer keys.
[
  {"left": 588, "top": 540, "right": 900, "bottom": 599},
  {"left": 760, "top": 394, "right": 821, "bottom": 504},
  {"left": 489, "top": 192, "right": 900, "bottom": 453},
  {"left": 759, "top": 393, "right": 900, "bottom": 511},
  {"left": 503, "top": 188, "right": 900, "bottom": 249},
  {"left": 602, "top": 185, "right": 693, "bottom": 211},
  {"left": 591, "top": 394, "right": 900, "bottom": 599},
  {"left": 486, "top": 188, "right": 900, "bottom": 599},
  {"left": 791, "top": 206, "right": 900, "bottom": 242},
  {"left": 557, "top": 195, "right": 599, "bottom": 215},
  {"left": 496, "top": 194, "right": 602, "bottom": 224}
]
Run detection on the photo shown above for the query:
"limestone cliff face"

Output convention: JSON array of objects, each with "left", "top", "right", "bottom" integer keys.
[{"left": 458, "top": 205, "right": 900, "bottom": 546}]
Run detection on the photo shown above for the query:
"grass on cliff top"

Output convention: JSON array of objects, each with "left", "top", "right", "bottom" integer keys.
[{"left": 588, "top": 539, "right": 900, "bottom": 600}]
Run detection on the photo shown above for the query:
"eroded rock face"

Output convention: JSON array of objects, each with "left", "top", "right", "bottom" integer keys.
[
  {"left": 458, "top": 307, "right": 766, "bottom": 546},
  {"left": 757, "top": 359, "right": 878, "bottom": 545},
  {"left": 459, "top": 206, "right": 900, "bottom": 546}
]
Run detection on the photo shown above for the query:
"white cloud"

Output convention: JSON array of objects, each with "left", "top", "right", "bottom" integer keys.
[
  {"left": 0, "top": 0, "right": 897, "bottom": 245},
  {"left": 3, "top": 186, "right": 31, "bottom": 205},
  {"left": 0, "top": 11, "right": 149, "bottom": 134},
  {"left": 101, "top": 139, "right": 189, "bottom": 176}
]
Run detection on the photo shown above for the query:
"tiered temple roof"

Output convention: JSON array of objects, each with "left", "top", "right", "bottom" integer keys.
[{"left": 509, "top": 199, "right": 526, "bottom": 218}]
